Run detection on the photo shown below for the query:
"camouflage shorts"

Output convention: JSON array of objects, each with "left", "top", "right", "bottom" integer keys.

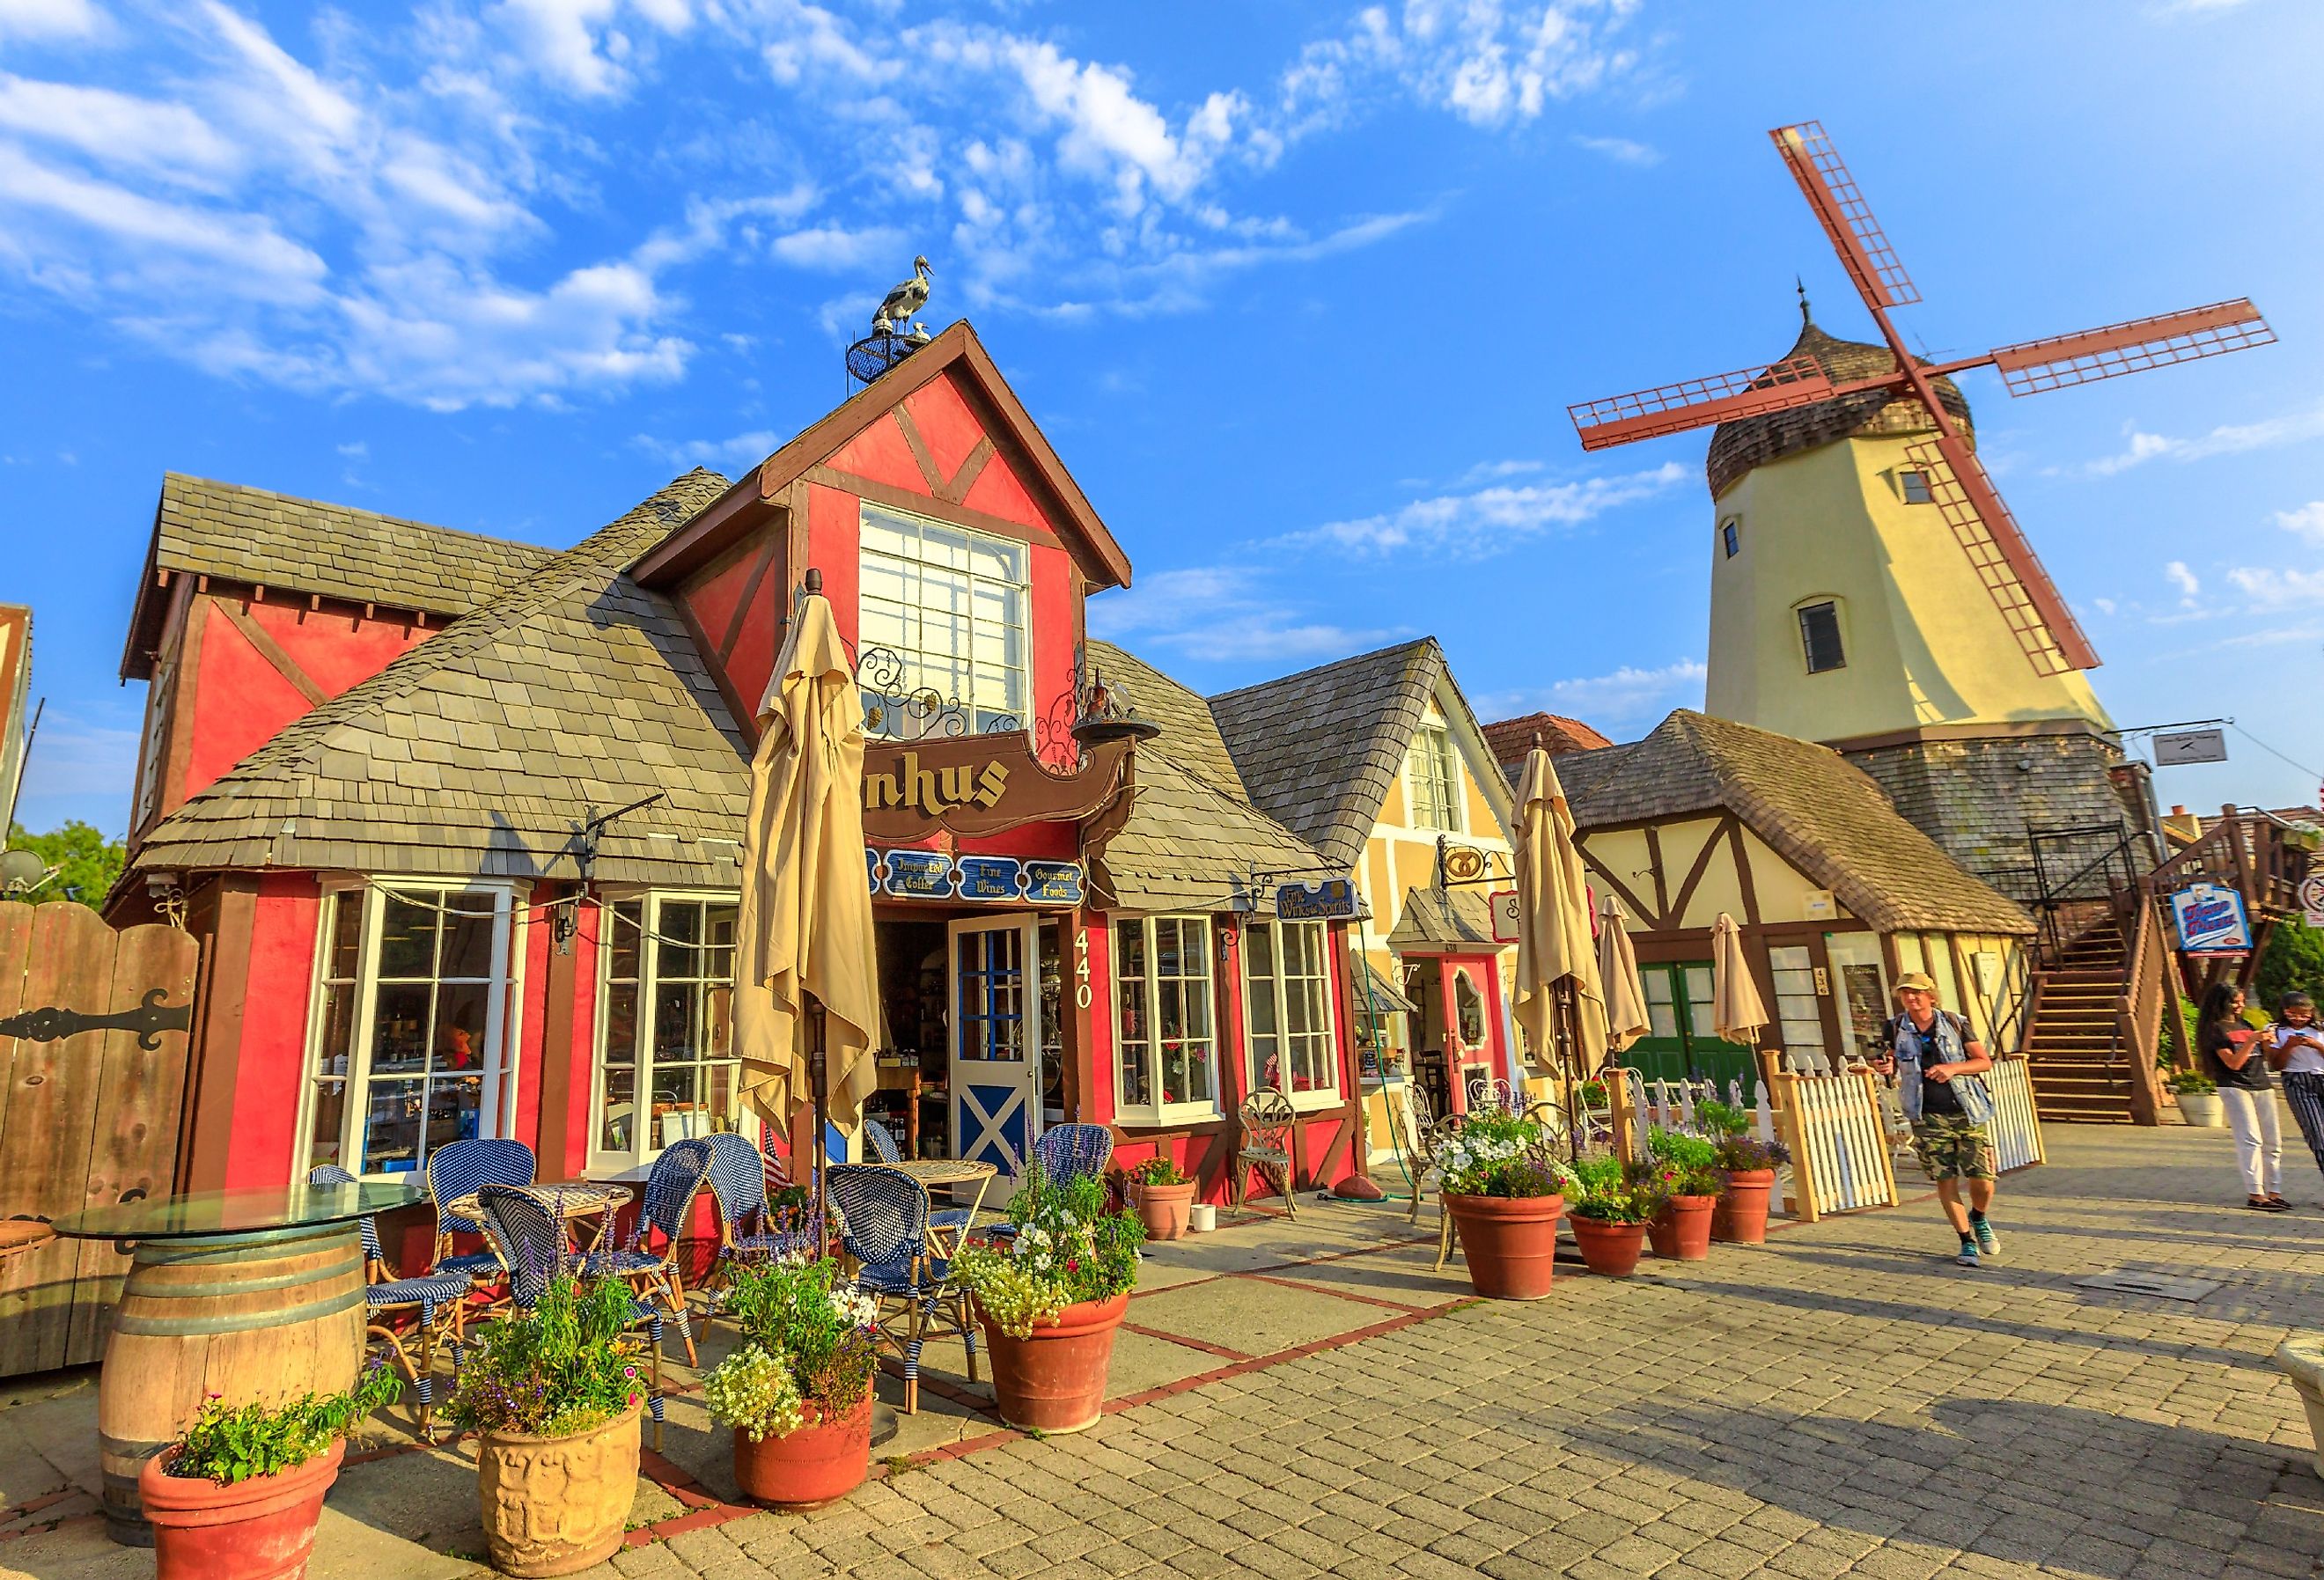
[{"left": 1910, "top": 1113, "right": 1997, "bottom": 1181}]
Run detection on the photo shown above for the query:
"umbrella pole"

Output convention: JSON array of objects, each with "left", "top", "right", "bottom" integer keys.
[
  {"left": 1557, "top": 983, "right": 1581, "bottom": 1166},
  {"left": 810, "top": 995, "right": 831, "bottom": 1252}
]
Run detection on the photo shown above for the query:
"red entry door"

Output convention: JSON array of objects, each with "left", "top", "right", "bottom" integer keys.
[{"left": 1439, "top": 956, "right": 1504, "bottom": 1113}]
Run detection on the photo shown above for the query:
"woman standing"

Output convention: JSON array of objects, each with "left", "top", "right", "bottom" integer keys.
[
  {"left": 2266, "top": 990, "right": 2324, "bottom": 1200},
  {"left": 2200, "top": 981, "right": 2286, "bottom": 1210}
]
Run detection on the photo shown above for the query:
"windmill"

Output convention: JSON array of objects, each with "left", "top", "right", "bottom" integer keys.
[{"left": 1568, "top": 121, "right": 2274, "bottom": 680}]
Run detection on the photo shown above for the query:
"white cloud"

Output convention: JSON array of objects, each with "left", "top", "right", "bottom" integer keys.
[
  {"left": 1478, "top": 658, "right": 1707, "bottom": 731},
  {"left": 494, "top": 0, "right": 695, "bottom": 97},
  {"left": 11, "top": 706, "right": 140, "bottom": 834},
  {"left": 2072, "top": 402, "right": 2324, "bottom": 477},
  {"left": 2274, "top": 502, "right": 2324, "bottom": 543},
  {"left": 1282, "top": 460, "right": 1687, "bottom": 556},
  {"left": 336, "top": 440, "right": 367, "bottom": 458},
  {"left": 771, "top": 224, "right": 906, "bottom": 272},
  {"left": 0, "top": 77, "right": 237, "bottom": 185},
  {"left": 1571, "top": 132, "right": 1659, "bottom": 165},
  {"left": 2226, "top": 566, "right": 2324, "bottom": 608},
  {"left": 1085, "top": 566, "right": 1401, "bottom": 665},
  {"left": 1282, "top": 1, "right": 1642, "bottom": 135},
  {"left": 2092, "top": 596, "right": 2118, "bottom": 616},
  {"left": 2165, "top": 560, "right": 2201, "bottom": 601},
  {"left": 633, "top": 429, "right": 781, "bottom": 471},
  {"left": 0, "top": 0, "right": 101, "bottom": 40}
]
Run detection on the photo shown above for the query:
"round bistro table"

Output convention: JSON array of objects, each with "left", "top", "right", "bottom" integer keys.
[
  {"left": 881, "top": 1159, "right": 998, "bottom": 1255},
  {"left": 51, "top": 1180, "right": 421, "bottom": 1546},
  {"left": 444, "top": 1181, "right": 634, "bottom": 1254}
]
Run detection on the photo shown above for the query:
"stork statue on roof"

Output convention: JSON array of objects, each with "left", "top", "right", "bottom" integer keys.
[
  {"left": 1566, "top": 121, "right": 2273, "bottom": 888},
  {"left": 872, "top": 254, "right": 933, "bottom": 342}
]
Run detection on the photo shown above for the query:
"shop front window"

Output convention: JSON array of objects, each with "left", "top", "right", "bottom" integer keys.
[
  {"left": 1245, "top": 920, "right": 1338, "bottom": 1107},
  {"left": 1114, "top": 915, "right": 1217, "bottom": 1123},
  {"left": 594, "top": 894, "right": 741, "bottom": 1172},
  {"left": 301, "top": 883, "right": 512, "bottom": 1179}
]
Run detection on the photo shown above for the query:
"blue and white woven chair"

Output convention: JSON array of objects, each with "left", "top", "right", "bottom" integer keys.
[
  {"left": 580, "top": 1137, "right": 710, "bottom": 1365},
  {"left": 827, "top": 1163, "right": 975, "bottom": 1415},
  {"left": 702, "top": 1133, "right": 815, "bottom": 1304},
  {"left": 862, "top": 1119, "right": 975, "bottom": 1238},
  {"left": 309, "top": 1165, "right": 470, "bottom": 1438},
  {"left": 984, "top": 1124, "right": 1115, "bottom": 1243},
  {"left": 425, "top": 1137, "right": 536, "bottom": 1281},
  {"left": 474, "top": 1184, "right": 673, "bottom": 1450}
]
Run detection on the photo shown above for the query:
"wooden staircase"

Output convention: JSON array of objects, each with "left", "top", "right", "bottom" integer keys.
[{"left": 2023, "top": 915, "right": 2140, "bottom": 1123}]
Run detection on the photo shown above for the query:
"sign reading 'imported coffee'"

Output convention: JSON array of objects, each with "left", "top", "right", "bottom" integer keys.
[{"left": 861, "top": 734, "right": 1132, "bottom": 840}]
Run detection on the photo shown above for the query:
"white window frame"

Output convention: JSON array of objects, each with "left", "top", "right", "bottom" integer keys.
[
  {"left": 295, "top": 878, "right": 518, "bottom": 1183},
  {"left": 1112, "top": 915, "right": 1221, "bottom": 1126},
  {"left": 589, "top": 889, "right": 745, "bottom": 1179},
  {"left": 1405, "top": 721, "right": 1464, "bottom": 834},
  {"left": 1242, "top": 918, "right": 1341, "bottom": 1112},
  {"left": 857, "top": 501, "right": 1032, "bottom": 739}
]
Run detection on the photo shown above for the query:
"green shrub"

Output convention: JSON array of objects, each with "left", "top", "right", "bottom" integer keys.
[
  {"left": 1567, "top": 1154, "right": 1658, "bottom": 1224},
  {"left": 2166, "top": 1069, "right": 2216, "bottom": 1095},
  {"left": 1127, "top": 1155, "right": 1189, "bottom": 1187},
  {"left": 1645, "top": 1128, "right": 1725, "bottom": 1197},
  {"left": 1438, "top": 1110, "right": 1578, "bottom": 1200},
  {"left": 444, "top": 1275, "right": 646, "bottom": 1438},
  {"left": 170, "top": 1361, "right": 401, "bottom": 1485}
]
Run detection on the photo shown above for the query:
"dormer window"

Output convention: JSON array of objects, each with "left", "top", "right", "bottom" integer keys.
[
  {"left": 1407, "top": 722, "right": 1462, "bottom": 833},
  {"left": 858, "top": 503, "right": 1028, "bottom": 737},
  {"left": 1898, "top": 469, "right": 1934, "bottom": 505}
]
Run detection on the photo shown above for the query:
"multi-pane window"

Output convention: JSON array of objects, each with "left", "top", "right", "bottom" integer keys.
[
  {"left": 1899, "top": 469, "right": 1934, "bottom": 504},
  {"left": 1798, "top": 601, "right": 1846, "bottom": 673},
  {"left": 595, "top": 895, "right": 740, "bottom": 1171},
  {"left": 1721, "top": 518, "right": 1740, "bottom": 558},
  {"left": 1114, "top": 916, "right": 1217, "bottom": 1121},
  {"left": 858, "top": 503, "right": 1028, "bottom": 738},
  {"left": 1246, "top": 921, "right": 1336, "bottom": 1103},
  {"left": 302, "top": 885, "right": 511, "bottom": 1179},
  {"left": 1407, "top": 724, "right": 1461, "bottom": 832},
  {"left": 1766, "top": 944, "right": 1828, "bottom": 1069}
]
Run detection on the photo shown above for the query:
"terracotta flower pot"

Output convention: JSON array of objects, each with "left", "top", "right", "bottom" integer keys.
[
  {"left": 1711, "top": 1170, "right": 1776, "bottom": 1244},
  {"left": 2177, "top": 1091, "right": 2225, "bottom": 1128},
  {"left": 476, "top": 1399, "right": 643, "bottom": 1577},
  {"left": 1649, "top": 1194, "right": 1717, "bottom": 1260},
  {"left": 1131, "top": 1180, "right": 1197, "bottom": 1242},
  {"left": 140, "top": 1437, "right": 342, "bottom": 1580},
  {"left": 979, "top": 1291, "right": 1128, "bottom": 1434},
  {"left": 732, "top": 1389, "right": 873, "bottom": 1510},
  {"left": 1443, "top": 1192, "right": 1564, "bottom": 1300},
  {"left": 1568, "top": 1214, "right": 1648, "bottom": 1278}
]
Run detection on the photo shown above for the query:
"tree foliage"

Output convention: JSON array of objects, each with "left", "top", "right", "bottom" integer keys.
[
  {"left": 2256, "top": 916, "right": 2324, "bottom": 1014},
  {"left": 5, "top": 821, "right": 126, "bottom": 908}
]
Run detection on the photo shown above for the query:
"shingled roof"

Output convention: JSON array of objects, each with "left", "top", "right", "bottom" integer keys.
[
  {"left": 1083, "top": 640, "right": 1244, "bottom": 800},
  {"left": 121, "top": 475, "right": 560, "bottom": 681},
  {"left": 1092, "top": 746, "right": 1332, "bottom": 915},
  {"left": 130, "top": 471, "right": 751, "bottom": 889},
  {"left": 1563, "top": 710, "right": 2033, "bottom": 936},
  {"left": 1481, "top": 711, "right": 1613, "bottom": 772}
]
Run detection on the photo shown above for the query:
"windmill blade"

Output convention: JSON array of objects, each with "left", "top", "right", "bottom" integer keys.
[
  {"left": 1769, "top": 121, "right": 1921, "bottom": 311},
  {"left": 1570, "top": 355, "right": 1835, "bottom": 451},
  {"left": 1904, "top": 433, "right": 2100, "bottom": 676},
  {"left": 1988, "top": 298, "right": 2275, "bottom": 395}
]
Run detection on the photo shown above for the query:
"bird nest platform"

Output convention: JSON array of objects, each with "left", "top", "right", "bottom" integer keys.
[{"left": 846, "top": 331, "right": 929, "bottom": 386}]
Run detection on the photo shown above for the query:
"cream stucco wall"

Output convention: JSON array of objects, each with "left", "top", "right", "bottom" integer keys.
[
  {"left": 1579, "top": 819, "right": 1860, "bottom": 933},
  {"left": 1705, "top": 435, "right": 2111, "bottom": 743}
]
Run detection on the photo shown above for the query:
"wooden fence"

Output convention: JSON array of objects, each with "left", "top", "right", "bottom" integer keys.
[
  {"left": 1986, "top": 1057, "right": 2046, "bottom": 1172},
  {"left": 1761, "top": 1059, "right": 1898, "bottom": 1224},
  {"left": 0, "top": 900, "right": 199, "bottom": 1376}
]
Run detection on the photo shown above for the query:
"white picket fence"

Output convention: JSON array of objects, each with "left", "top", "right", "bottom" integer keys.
[
  {"left": 1615, "top": 1069, "right": 1777, "bottom": 1144},
  {"left": 1777, "top": 1066, "right": 1898, "bottom": 1221},
  {"left": 1985, "top": 1058, "right": 2046, "bottom": 1173}
]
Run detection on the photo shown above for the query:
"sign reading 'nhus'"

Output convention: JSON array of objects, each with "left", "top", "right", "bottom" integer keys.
[
  {"left": 860, "top": 736, "right": 1133, "bottom": 841},
  {"left": 2169, "top": 880, "right": 2251, "bottom": 957},
  {"left": 1276, "top": 878, "right": 1359, "bottom": 920}
]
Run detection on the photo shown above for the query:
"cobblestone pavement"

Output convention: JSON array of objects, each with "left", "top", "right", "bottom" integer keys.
[{"left": 604, "top": 1125, "right": 2324, "bottom": 1580}]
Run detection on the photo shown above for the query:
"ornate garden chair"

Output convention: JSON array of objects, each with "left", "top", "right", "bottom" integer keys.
[
  {"left": 581, "top": 1137, "right": 710, "bottom": 1365},
  {"left": 1232, "top": 1090, "right": 1299, "bottom": 1220},
  {"left": 827, "top": 1163, "right": 976, "bottom": 1415},
  {"left": 309, "top": 1165, "right": 470, "bottom": 1439}
]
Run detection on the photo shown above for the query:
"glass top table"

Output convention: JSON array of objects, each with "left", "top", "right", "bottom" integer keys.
[{"left": 50, "top": 1181, "right": 422, "bottom": 1242}]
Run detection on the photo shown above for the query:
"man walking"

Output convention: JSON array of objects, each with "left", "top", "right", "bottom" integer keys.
[{"left": 1872, "top": 972, "right": 1999, "bottom": 1267}]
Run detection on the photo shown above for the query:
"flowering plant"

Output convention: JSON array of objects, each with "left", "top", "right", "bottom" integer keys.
[
  {"left": 443, "top": 1274, "right": 646, "bottom": 1438},
  {"left": 1127, "top": 1155, "right": 1190, "bottom": 1187},
  {"left": 1438, "top": 1109, "right": 1578, "bottom": 1199},
  {"left": 953, "top": 1165, "right": 1144, "bottom": 1338},
  {"left": 1694, "top": 1099, "right": 1792, "bottom": 1171},
  {"left": 168, "top": 1360, "right": 401, "bottom": 1484},
  {"left": 703, "top": 1256, "right": 880, "bottom": 1440},
  {"left": 1565, "top": 1154, "right": 1658, "bottom": 1224},
  {"left": 1644, "top": 1127, "right": 1725, "bottom": 1198}
]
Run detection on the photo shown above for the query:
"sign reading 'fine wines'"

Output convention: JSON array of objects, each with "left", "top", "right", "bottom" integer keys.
[{"left": 863, "top": 847, "right": 1085, "bottom": 908}]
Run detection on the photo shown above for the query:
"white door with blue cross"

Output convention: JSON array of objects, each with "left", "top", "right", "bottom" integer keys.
[{"left": 948, "top": 915, "right": 1042, "bottom": 1200}]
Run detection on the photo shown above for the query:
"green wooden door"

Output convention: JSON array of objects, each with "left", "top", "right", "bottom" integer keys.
[{"left": 1623, "top": 962, "right": 1760, "bottom": 1100}]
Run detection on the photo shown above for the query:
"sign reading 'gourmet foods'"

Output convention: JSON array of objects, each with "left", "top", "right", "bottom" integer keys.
[{"left": 861, "top": 734, "right": 1132, "bottom": 841}]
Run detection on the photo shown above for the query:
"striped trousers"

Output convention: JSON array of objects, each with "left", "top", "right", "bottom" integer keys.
[{"left": 2284, "top": 1071, "right": 2324, "bottom": 1180}]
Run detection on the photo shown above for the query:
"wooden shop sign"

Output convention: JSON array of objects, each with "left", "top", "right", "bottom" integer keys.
[{"left": 862, "top": 734, "right": 1130, "bottom": 840}]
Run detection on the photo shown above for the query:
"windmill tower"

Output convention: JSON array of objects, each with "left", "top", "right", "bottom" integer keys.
[{"left": 1569, "top": 121, "right": 2274, "bottom": 894}]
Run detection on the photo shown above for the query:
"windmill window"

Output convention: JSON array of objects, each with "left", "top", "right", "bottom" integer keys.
[
  {"left": 1721, "top": 518, "right": 1740, "bottom": 558},
  {"left": 1898, "top": 470, "right": 1935, "bottom": 505},
  {"left": 1798, "top": 601, "right": 1846, "bottom": 673}
]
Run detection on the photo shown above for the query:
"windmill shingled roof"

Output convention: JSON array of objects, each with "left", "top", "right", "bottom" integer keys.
[
  {"left": 1561, "top": 709, "right": 2033, "bottom": 936},
  {"left": 1705, "top": 318, "right": 1975, "bottom": 500}
]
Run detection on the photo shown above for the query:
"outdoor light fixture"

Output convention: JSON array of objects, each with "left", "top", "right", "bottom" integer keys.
[{"left": 0, "top": 849, "right": 48, "bottom": 894}]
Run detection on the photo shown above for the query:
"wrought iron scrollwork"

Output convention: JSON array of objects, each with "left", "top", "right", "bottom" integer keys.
[
  {"left": 858, "top": 645, "right": 1013, "bottom": 742},
  {"left": 0, "top": 988, "right": 192, "bottom": 1051}
]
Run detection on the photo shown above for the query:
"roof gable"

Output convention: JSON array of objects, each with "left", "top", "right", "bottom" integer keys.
[{"left": 1083, "top": 640, "right": 1244, "bottom": 800}]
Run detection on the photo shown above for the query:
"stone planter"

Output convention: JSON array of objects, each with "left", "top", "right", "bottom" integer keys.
[
  {"left": 476, "top": 1400, "right": 643, "bottom": 1577},
  {"left": 1443, "top": 1193, "right": 1564, "bottom": 1300},
  {"left": 2177, "top": 1091, "right": 2225, "bottom": 1128},
  {"left": 2276, "top": 1335, "right": 2324, "bottom": 1477},
  {"left": 1648, "top": 1194, "right": 1717, "bottom": 1260},
  {"left": 1711, "top": 1169, "right": 1776, "bottom": 1244},
  {"left": 979, "top": 1292, "right": 1128, "bottom": 1434},
  {"left": 1130, "top": 1180, "right": 1196, "bottom": 1242},
  {"left": 732, "top": 1390, "right": 873, "bottom": 1510},
  {"left": 1568, "top": 1214, "right": 1647, "bottom": 1278},
  {"left": 140, "top": 1438, "right": 342, "bottom": 1580}
]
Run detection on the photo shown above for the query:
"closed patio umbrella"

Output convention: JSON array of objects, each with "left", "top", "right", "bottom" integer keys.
[
  {"left": 735, "top": 573, "right": 882, "bottom": 1182},
  {"left": 1511, "top": 746, "right": 1609, "bottom": 1083},
  {"left": 1710, "top": 912, "right": 1768, "bottom": 1049},
  {"left": 1596, "top": 893, "right": 1651, "bottom": 1055}
]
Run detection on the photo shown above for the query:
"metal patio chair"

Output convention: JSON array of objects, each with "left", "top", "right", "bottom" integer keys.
[
  {"left": 581, "top": 1136, "right": 710, "bottom": 1365},
  {"left": 425, "top": 1136, "right": 536, "bottom": 1281},
  {"left": 827, "top": 1163, "right": 975, "bottom": 1415},
  {"left": 309, "top": 1165, "right": 470, "bottom": 1439},
  {"left": 1232, "top": 1089, "right": 1299, "bottom": 1220},
  {"left": 474, "top": 1184, "right": 674, "bottom": 1450},
  {"left": 701, "top": 1133, "right": 816, "bottom": 1311}
]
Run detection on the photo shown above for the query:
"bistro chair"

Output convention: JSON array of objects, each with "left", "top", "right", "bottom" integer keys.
[
  {"left": 865, "top": 1117, "right": 979, "bottom": 1240},
  {"left": 309, "top": 1165, "right": 470, "bottom": 1439},
  {"left": 1232, "top": 1090, "right": 1300, "bottom": 1221},
  {"left": 474, "top": 1184, "right": 673, "bottom": 1450},
  {"left": 827, "top": 1164, "right": 975, "bottom": 1415},
  {"left": 581, "top": 1137, "right": 711, "bottom": 1365},
  {"left": 985, "top": 1125, "right": 1115, "bottom": 1243},
  {"left": 425, "top": 1136, "right": 536, "bottom": 1280},
  {"left": 701, "top": 1133, "right": 817, "bottom": 1312}
]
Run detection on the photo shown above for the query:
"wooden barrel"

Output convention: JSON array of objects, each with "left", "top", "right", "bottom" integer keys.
[{"left": 96, "top": 1220, "right": 365, "bottom": 1545}]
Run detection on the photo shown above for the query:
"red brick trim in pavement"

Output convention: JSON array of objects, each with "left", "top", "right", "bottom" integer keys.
[
  {"left": 1242, "top": 1271, "right": 1431, "bottom": 1313},
  {"left": 1117, "top": 1319, "right": 1253, "bottom": 1361}
]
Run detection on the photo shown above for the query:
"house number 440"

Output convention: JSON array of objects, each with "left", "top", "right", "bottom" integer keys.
[{"left": 1074, "top": 927, "right": 1092, "bottom": 1010}]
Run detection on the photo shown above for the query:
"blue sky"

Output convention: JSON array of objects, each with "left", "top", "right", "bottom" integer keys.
[{"left": 5, "top": 0, "right": 2322, "bottom": 837}]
